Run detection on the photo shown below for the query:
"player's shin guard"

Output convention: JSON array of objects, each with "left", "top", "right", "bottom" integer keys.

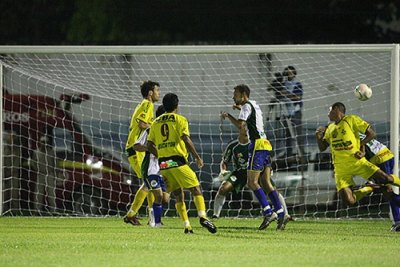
[
  {"left": 152, "top": 203, "right": 163, "bottom": 224},
  {"left": 194, "top": 195, "right": 207, "bottom": 218},
  {"left": 254, "top": 188, "right": 272, "bottom": 215},
  {"left": 127, "top": 187, "right": 148, "bottom": 217},
  {"left": 268, "top": 190, "right": 284, "bottom": 217},
  {"left": 353, "top": 186, "right": 373, "bottom": 202}
]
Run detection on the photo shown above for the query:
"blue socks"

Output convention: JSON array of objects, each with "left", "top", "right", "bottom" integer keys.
[
  {"left": 268, "top": 190, "right": 284, "bottom": 218},
  {"left": 254, "top": 188, "right": 272, "bottom": 216},
  {"left": 152, "top": 203, "right": 163, "bottom": 224}
]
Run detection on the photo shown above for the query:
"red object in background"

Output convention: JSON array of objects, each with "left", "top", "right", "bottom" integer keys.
[{"left": 2, "top": 91, "right": 137, "bottom": 215}]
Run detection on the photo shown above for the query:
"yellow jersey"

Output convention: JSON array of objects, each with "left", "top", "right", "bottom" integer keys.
[
  {"left": 125, "top": 99, "right": 154, "bottom": 151},
  {"left": 323, "top": 115, "right": 370, "bottom": 166},
  {"left": 147, "top": 112, "right": 190, "bottom": 169}
]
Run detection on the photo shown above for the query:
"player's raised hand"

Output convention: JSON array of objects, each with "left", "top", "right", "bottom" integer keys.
[
  {"left": 315, "top": 126, "right": 326, "bottom": 139},
  {"left": 220, "top": 111, "right": 229, "bottom": 120},
  {"left": 195, "top": 157, "right": 204, "bottom": 168}
]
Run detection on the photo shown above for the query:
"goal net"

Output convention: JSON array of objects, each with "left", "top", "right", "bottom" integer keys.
[{"left": 0, "top": 45, "right": 398, "bottom": 220}]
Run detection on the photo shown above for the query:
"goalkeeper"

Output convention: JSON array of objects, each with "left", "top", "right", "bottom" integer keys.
[{"left": 213, "top": 126, "right": 291, "bottom": 228}]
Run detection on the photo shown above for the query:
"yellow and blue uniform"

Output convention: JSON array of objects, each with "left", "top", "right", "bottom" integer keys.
[
  {"left": 147, "top": 112, "right": 199, "bottom": 192},
  {"left": 323, "top": 115, "right": 380, "bottom": 191},
  {"left": 125, "top": 99, "right": 154, "bottom": 178},
  {"left": 238, "top": 100, "right": 272, "bottom": 171}
]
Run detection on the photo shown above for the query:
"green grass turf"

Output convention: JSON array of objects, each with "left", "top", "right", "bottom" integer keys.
[{"left": 0, "top": 217, "right": 398, "bottom": 267}]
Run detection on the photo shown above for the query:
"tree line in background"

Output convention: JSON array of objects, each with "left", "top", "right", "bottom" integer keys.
[{"left": 1, "top": 0, "right": 400, "bottom": 45}]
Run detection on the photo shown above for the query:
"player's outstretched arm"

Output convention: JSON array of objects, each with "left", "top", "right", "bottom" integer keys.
[
  {"left": 182, "top": 134, "right": 203, "bottom": 168},
  {"left": 220, "top": 112, "right": 242, "bottom": 129}
]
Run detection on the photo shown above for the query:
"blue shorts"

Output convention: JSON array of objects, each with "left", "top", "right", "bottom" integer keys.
[
  {"left": 144, "top": 175, "right": 167, "bottom": 191},
  {"left": 248, "top": 141, "right": 272, "bottom": 172},
  {"left": 378, "top": 158, "right": 394, "bottom": 175}
]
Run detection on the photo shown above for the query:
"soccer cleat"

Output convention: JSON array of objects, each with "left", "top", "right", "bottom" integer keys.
[
  {"left": 390, "top": 223, "right": 400, "bottom": 232},
  {"left": 123, "top": 214, "right": 141, "bottom": 226},
  {"left": 277, "top": 214, "right": 291, "bottom": 230},
  {"left": 259, "top": 212, "right": 278, "bottom": 230},
  {"left": 153, "top": 223, "right": 162, "bottom": 228},
  {"left": 199, "top": 217, "right": 217, "bottom": 234},
  {"left": 184, "top": 227, "right": 194, "bottom": 234},
  {"left": 212, "top": 215, "right": 219, "bottom": 219}
]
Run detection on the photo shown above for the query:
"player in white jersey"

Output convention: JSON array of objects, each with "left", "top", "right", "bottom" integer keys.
[
  {"left": 361, "top": 134, "right": 400, "bottom": 232},
  {"left": 221, "top": 84, "right": 285, "bottom": 230}
]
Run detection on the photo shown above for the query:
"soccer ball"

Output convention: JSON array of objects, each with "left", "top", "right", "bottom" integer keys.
[{"left": 354, "top": 83, "right": 372, "bottom": 101}]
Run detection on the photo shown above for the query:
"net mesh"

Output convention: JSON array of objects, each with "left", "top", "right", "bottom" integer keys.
[{"left": 0, "top": 48, "right": 395, "bottom": 219}]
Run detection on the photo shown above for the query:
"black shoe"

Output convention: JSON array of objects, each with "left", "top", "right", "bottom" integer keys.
[
  {"left": 277, "top": 215, "right": 290, "bottom": 230},
  {"left": 212, "top": 215, "right": 219, "bottom": 219},
  {"left": 259, "top": 212, "right": 277, "bottom": 230},
  {"left": 390, "top": 223, "right": 400, "bottom": 232},
  {"left": 123, "top": 215, "right": 141, "bottom": 226},
  {"left": 184, "top": 227, "right": 194, "bottom": 234},
  {"left": 200, "top": 217, "right": 217, "bottom": 234}
]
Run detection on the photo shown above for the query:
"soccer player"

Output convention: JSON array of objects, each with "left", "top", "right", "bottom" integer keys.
[
  {"left": 147, "top": 93, "right": 217, "bottom": 234},
  {"left": 124, "top": 81, "right": 160, "bottom": 226},
  {"left": 361, "top": 135, "right": 400, "bottom": 232},
  {"left": 213, "top": 127, "right": 291, "bottom": 229},
  {"left": 132, "top": 105, "right": 168, "bottom": 227},
  {"left": 315, "top": 102, "right": 400, "bottom": 211},
  {"left": 220, "top": 84, "right": 285, "bottom": 230}
]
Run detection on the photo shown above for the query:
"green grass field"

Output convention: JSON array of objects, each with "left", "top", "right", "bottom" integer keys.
[{"left": 0, "top": 217, "right": 398, "bottom": 267}]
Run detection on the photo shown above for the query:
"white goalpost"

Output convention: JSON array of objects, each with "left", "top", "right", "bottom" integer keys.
[{"left": 0, "top": 45, "right": 398, "bottom": 219}]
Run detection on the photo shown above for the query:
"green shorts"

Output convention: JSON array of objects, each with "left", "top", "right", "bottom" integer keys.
[{"left": 226, "top": 169, "right": 248, "bottom": 194}]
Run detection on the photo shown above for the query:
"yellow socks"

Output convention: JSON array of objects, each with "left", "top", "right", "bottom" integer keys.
[
  {"left": 391, "top": 175, "right": 400, "bottom": 187},
  {"left": 175, "top": 201, "right": 191, "bottom": 228},
  {"left": 353, "top": 186, "right": 373, "bottom": 202},
  {"left": 147, "top": 191, "right": 155, "bottom": 208},
  {"left": 193, "top": 195, "right": 207, "bottom": 218},
  {"left": 127, "top": 187, "right": 148, "bottom": 217}
]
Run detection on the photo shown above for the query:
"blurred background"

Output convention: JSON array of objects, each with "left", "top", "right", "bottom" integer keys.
[{"left": 1, "top": 0, "right": 400, "bottom": 45}]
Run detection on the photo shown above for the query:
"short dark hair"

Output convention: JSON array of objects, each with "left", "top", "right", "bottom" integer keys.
[
  {"left": 332, "top": 102, "right": 346, "bottom": 114},
  {"left": 163, "top": 93, "right": 179, "bottom": 112},
  {"left": 140, "top": 80, "right": 160, "bottom": 98},
  {"left": 234, "top": 84, "right": 250, "bottom": 97},
  {"left": 155, "top": 105, "right": 165, "bottom": 117},
  {"left": 283, "top": 66, "right": 297, "bottom": 77}
]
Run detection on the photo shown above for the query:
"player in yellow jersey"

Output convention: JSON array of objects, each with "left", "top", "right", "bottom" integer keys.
[
  {"left": 124, "top": 81, "right": 160, "bottom": 226},
  {"left": 315, "top": 102, "right": 400, "bottom": 208},
  {"left": 147, "top": 93, "right": 217, "bottom": 234}
]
